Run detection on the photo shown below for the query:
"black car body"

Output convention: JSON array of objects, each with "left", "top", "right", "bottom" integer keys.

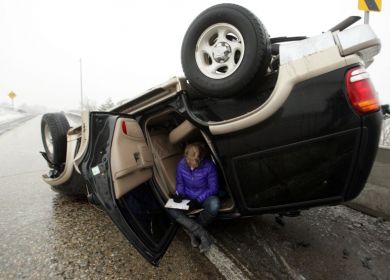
[{"left": 40, "top": 5, "right": 383, "bottom": 265}]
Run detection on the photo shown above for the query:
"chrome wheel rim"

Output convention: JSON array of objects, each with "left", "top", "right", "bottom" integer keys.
[
  {"left": 44, "top": 124, "right": 54, "bottom": 155},
  {"left": 195, "top": 23, "right": 245, "bottom": 79}
]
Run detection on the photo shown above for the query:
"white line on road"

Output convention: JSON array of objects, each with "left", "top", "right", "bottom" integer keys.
[
  {"left": 251, "top": 224, "right": 306, "bottom": 280},
  {"left": 204, "top": 235, "right": 252, "bottom": 280}
]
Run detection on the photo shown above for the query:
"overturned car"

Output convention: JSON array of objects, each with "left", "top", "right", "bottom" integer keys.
[{"left": 40, "top": 4, "right": 383, "bottom": 265}]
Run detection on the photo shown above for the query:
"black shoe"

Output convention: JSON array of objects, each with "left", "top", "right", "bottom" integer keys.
[
  {"left": 194, "top": 228, "right": 212, "bottom": 253},
  {"left": 184, "top": 229, "right": 200, "bottom": 248}
]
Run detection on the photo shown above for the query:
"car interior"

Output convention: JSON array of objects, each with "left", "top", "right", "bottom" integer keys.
[{"left": 144, "top": 109, "right": 234, "bottom": 213}]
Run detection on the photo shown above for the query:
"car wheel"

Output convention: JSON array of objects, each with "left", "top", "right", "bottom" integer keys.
[
  {"left": 41, "top": 113, "right": 70, "bottom": 166},
  {"left": 181, "top": 4, "right": 271, "bottom": 98}
]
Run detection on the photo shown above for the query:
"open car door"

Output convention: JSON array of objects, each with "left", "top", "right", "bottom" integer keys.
[{"left": 80, "top": 112, "right": 178, "bottom": 266}]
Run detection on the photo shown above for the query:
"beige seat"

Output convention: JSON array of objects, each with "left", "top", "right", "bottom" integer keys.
[
  {"left": 169, "top": 120, "right": 198, "bottom": 144},
  {"left": 150, "top": 120, "right": 201, "bottom": 196},
  {"left": 150, "top": 130, "right": 182, "bottom": 195}
]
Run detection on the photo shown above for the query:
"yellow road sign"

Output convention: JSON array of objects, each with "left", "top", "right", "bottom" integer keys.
[
  {"left": 8, "top": 91, "right": 16, "bottom": 99},
  {"left": 359, "top": 0, "right": 382, "bottom": 12}
]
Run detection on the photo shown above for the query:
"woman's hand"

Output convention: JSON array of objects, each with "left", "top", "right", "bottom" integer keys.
[
  {"left": 172, "top": 193, "right": 183, "bottom": 203},
  {"left": 187, "top": 199, "right": 201, "bottom": 211}
]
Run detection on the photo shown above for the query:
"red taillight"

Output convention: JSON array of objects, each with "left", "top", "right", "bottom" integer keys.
[
  {"left": 121, "top": 120, "right": 127, "bottom": 135},
  {"left": 346, "top": 67, "right": 380, "bottom": 115}
]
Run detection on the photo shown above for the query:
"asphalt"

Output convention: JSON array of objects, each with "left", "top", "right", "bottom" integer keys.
[
  {"left": 0, "top": 116, "right": 222, "bottom": 280},
  {"left": 209, "top": 206, "right": 390, "bottom": 280},
  {"left": 1, "top": 114, "right": 390, "bottom": 280}
]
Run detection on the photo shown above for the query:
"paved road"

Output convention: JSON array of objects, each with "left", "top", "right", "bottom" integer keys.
[
  {"left": 1, "top": 115, "right": 390, "bottom": 280},
  {"left": 210, "top": 204, "right": 390, "bottom": 279},
  {"left": 0, "top": 116, "right": 222, "bottom": 279}
]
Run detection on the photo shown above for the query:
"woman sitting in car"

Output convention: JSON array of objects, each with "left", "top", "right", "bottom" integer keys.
[{"left": 167, "top": 142, "right": 220, "bottom": 253}]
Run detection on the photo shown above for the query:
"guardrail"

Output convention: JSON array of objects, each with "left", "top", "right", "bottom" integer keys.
[
  {"left": 64, "top": 112, "right": 82, "bottom": 128},
  {"left": 349, "top": 145, "right": 390, "bottom": 218},
  {"left": 66, "top": 111, "right": 81, "bottom": 118}
]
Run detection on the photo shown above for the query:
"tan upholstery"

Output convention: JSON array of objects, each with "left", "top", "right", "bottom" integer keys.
[
  {"left": 111, "top": 118, "right": 153, "bottom": 199},
  {"left": 150, "top": 131, "right": 183, "bottom": 195},
  {"left": 169, "top": 120, "right": 197, "bottom": 144},
  {"left": 152, "top": 130, "right": 182, "bottom": 158},
  {"left": 160, "top": 154, "right": 183, "bottom": 194}
]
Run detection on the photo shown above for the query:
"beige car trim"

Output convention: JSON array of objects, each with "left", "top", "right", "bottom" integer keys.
[
  {"left": 120, "top": 76, "right": 187, "bottom": 115},
  {"left": 208, "top": 47, "right": 362, "bottom": 135},
  {"left": 42, "top": 132, "right": 79, "bottom": 186},
  {"left": 74, "top": 111, "right": 90, "bottom": 174}
]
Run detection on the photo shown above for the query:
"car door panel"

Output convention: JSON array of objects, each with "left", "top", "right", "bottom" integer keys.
[
  {"left": 111, "top": 118, "right": 154, "bottom": 199},
  {"left": 80, "top": 112, "right": 177, "bottom": 265},
  {"left": 231, "top": 128, "right": 360, "bottom": 211}
]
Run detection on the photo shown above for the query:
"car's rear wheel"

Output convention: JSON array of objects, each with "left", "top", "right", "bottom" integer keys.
[
  {"left": 181, "top": 4, "right": 271, "bottom": 98},
  {"left": 41, "top": 113, "right": 70, "bottom": 166}
]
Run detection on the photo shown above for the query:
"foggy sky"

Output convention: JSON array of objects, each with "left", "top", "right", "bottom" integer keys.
[{"left": 0, "top": 0, "right": 388, "bottom": 111}]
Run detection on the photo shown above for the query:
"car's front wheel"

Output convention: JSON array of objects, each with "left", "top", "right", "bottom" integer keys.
[
  {"left": 181, "top": 4, "right": 271, "bottom": 98},
  {"left": 41, "top": 113, "right": 70, "bottom": 167}
]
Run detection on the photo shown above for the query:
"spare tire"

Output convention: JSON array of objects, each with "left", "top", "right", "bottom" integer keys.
[
  {"left": 181, "top": 4, "right": 271, "bottom": 98},
  {"left": 41, "top": 113, "right": 70, "bottom": 166}
]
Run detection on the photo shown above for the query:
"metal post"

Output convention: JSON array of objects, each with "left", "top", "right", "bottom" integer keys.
[
  {"left": 80, "top": 58, "right": 84, "bottom": 111},
  {"left": 364, "top": 11, "right": 370, "bottom": 24}
]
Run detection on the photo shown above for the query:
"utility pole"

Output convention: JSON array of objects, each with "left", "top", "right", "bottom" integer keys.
[
  {"left": 80, "top": 58, "right": 84, "bottom": 112},
  {"left": 364, "top": 11, "right": 370, "bottom": 24}
]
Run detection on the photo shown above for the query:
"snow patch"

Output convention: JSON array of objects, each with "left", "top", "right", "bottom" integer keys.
[{"left": 0, "top": 107, "right": 27, "bottom": 124}]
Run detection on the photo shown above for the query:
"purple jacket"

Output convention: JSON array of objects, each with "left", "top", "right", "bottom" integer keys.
[{"left": 176, "top": 158, "right": 218, "bottom": 203}]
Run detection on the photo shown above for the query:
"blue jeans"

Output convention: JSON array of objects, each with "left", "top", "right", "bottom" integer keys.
[
  {"left": 200, "top": 196, "right": 220, "bottom": 218},
  {"left": 168, "top": 196, "right": 220, "bottom": 227}
]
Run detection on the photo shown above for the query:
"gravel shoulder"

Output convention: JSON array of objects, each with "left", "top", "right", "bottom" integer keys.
[{"left": 209, "top": 205, "right": 390, "bottom": 280}]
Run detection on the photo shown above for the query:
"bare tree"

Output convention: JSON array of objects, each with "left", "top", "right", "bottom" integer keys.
[
  {"left": 84, "top": 97, "right": 97, "bottom": 111},
  {"left": 98, "top": 98, "right": 115, "bottom": 111},
  {"left": 116, "top": 99, "right": 129, "bottom": 107}
]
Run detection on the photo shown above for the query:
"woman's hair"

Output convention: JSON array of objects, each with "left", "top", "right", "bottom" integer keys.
[{"left": 184, "top": 142, "right": 206, "bottom": 162}]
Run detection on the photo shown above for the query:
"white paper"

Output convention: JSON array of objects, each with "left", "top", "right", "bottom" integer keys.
[{"left": 164, "top": 198, "right": 190, "bottom": 210}]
